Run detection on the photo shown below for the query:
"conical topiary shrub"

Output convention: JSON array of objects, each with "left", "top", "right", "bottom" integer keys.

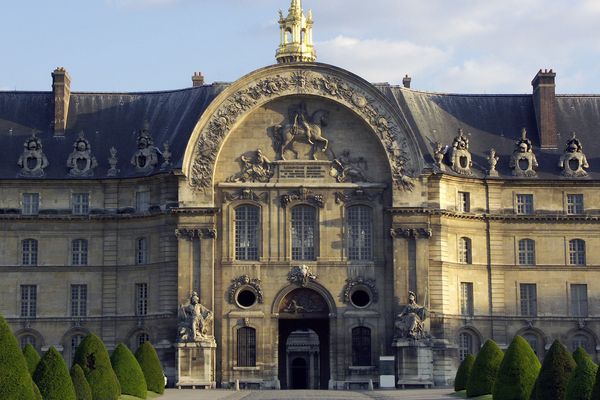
[
  {"left": 32, "top": 346, "right": 76, "bottom": 400},
  {"left": 455, "top": 354, "right": 475, "bottom": 391},
  {"left": 135, "top": 342, "right": 164, "bottom": 394},
  {"left": 493, "top": 335, "right": 541, "bottom": 400},
  {"left": 467, "top": 339, "right": 504, "bottom": 397},
  {"left": 73, "top": 333, "right": 121, "bottom": 400},
  {"left": 566, "top": 350, "right": 597, "bottom": 400},
  {"left": 0, "top": 315, "right": 38, "bottom": 400},
  {"left": 111, "top": 343, "right": 147, "bottom": 399},
  {"left": 23, "top": 344, "right": 41, "bottom": 375},
  {"left": 70, "top": 364, "right": 92, "bottom": 400},
  {"left": 591, "top": 361, "right": 600, "bottom": 400},
  {"left": 536, "top": 340, "right": 577, "bottom": 400},
  {"left": 573, "top": 346, "right": 591, "bottom": 366}
]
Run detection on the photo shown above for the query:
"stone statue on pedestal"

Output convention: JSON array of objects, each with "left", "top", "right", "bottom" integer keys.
[
  {"left": 395, "top": 291, "right": 427, "bottom": 340},
  {"left": 177, "top": 292, "right": 214, "bottom": 342}
]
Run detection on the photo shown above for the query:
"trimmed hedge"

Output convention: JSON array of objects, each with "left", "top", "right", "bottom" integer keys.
[
  {"left": 566, "top": 350, "right": 597, "bottom": 400},
  {"left": 0, "top": 315, "right": 38, "bottom": 400},
  {"left": 467, "top": 339, "right": 504, "bottom": 397},
  {"left": 591, "top": 362, "right": 600, "bottom": 400},
  {"left": 492, "top": 335, "right": 541, "bottom": 400},
  {"left": 573, "top": 346, "right": 591, "bottom": 366},
  {"left": 111, "top": 343, "right": 147, "bottom": 399},
  {"left": 536, "top": 340, "right": 577, "bottom": 400},
  {"left": 23, "top": 344, "right": 41, "bottom": 375},
  {"left": 455, "top": 354, "right": 475, "bottom": 391},
  {"left": 71, "top": 364, "right": 93, "bottom": 400},
  {"left": 135, "top": 342, "right": 164, "bottom": 394},
  {"left": 73, "top": 333, "right": 121, "bottom": 400},
  {"left": 32, "top": 346, "right": 76, "bottom": 400}
]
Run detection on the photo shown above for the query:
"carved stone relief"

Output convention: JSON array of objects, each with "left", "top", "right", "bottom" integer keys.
[
  {"left": 67, "top": 132, "right": 98, "bottom": 177},
  {"left": 227, "top": 275, "right": 264, "bottom": 305},
  {"left": 223, "top": 188, "right": 269, "bottom": 204},
  {"left": 107, "top": 147, "right": 119, "bottom": 177},
  {"left": 510, "top": 128, "right": 538, "bottom": 177},
  {"left": 189, "top": 67, "right": 419, "bottom": 192},
  {"left": 559, "top": 133, "right": 589, "bottom": 177},
  {"left": 449, "top": 129, "right": 472, "bottom": 175},
  {"left": 330, "top": 150, "right": 371, "bottom": 183},
  {"left": 275, "top": 102, "right": 329, "bottom": 160},
  {"left": 17, "top": 133, "right": 49, "bottom": 178},
  {"left": 487, "top": 148, "right": 500, "bottom": 177},
  {"left": 177, "top": 291, "right": 214, "bottom": 342},
  {"left": 342, "top": 277, "right": 379, "bottom": 304},
  {"left": 288, "top": 265, "right": 317, "bottom": 287},
  {"left": 280, "top": 288, "right": 328, "bottom": 314},
  {"left": 390, "top": 227, "right": 432, "bottom": 239},
  {"left": 227, "top": 149, "right": 274, "bottom": 183},
  {"left": 334, "top": 189, "right": 381, "bottom": 204},
  {"left": 131, "top": 128, "right": 159, "bottom": 173},
  {"left": 433, "top": 142, "right": 445, "bottom": 170},
  {"left": 280, "top": 187, "right": 324, "bottom": 208},
  {"left": 175, "top": 227, "right": 217, "bottom": 240}
]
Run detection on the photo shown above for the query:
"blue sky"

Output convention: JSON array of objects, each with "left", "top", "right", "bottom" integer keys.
[{"left": 2, "top": 0, "right": 600, "bottom": 94}]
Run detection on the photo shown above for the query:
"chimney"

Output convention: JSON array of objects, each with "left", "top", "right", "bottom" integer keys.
[
  {"left": 403, "top": 74, "right": 412, "bottom": 89},
  {"left": 52, "top": 67, "right": 71, "bottom": 136},
  {"left": 531, "top": 69, "right": 557, "bottom": 149},
  {"left": 192, "top": 72, "right": 205, "bottom": 87}
]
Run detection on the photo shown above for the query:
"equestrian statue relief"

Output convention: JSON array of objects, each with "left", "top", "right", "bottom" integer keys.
[{"left": 276, "top": 103, "right": 330, "bottom": 160}]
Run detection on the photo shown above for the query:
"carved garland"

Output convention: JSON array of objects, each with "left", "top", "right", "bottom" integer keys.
[
  {"left": 390, "top": 227, "right": 432, "bottom": 239},
  {"left": 343, "top": 277, "right": 379, "bottom": 304},
  {"left": 190, "top": 70, "right": 416, "bottom": 192},
  {"left": 281, "top": 187, "right": 325, "bottom": 208},
  {"left": 228, "top": 275, "right": 264, "bottom": 305},
  {"left": 223, "top": 188, "right": 269, "bottom": 204},
  {"left": 175, "top": 227, "right": 217, "bottom": 240}
]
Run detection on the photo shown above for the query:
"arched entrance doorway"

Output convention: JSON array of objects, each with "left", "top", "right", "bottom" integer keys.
[{"left": 278, "top": 288, "right": 330, "bottom": 389}]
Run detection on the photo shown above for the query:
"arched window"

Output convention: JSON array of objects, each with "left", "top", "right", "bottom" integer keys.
[
  {"left": 569, "top": 239, "right": 586, "bottom": 265},
  {"left": 522, "top": 333, "right": 543, "bottom": 357},
  {"left": 572, "top": 334, "right": 593, "bottom": 354},
  {"left": 235, "top": 205, "right": 259, "bottom": 261},
  {"left": 72, "top": 239, "right": 88, "bottom": 266},
  {"left": 458, "top": 332, "right": 474, "bottom": 361},
  {"left": 70, "top": 334, "right": 85, "bottom": 365},
  {"left": 137, "top": 333, "right": 150, "bottom": 349},
  {"left": 237, "top": 327, "right": 256, "bottom": 367},
  {"left": 22, "top": 239, "right": 38, "bottom": 266},
  {"left": 20, "top": 334, "right": 37, "bottom": 349},
  {"left": 458, "top": 237, "right": 472, "bottom": 264},
  {"left": 352, "top": 327, "right": 372, "bottom": 366},
  {"left": 291, "top": 205, "right": 316, "bottom": 261},
  {"left": 518, "top": 239, "right": 535, "bottom": 265},
  {"left": 136, "top": 237, "right": 148, "bottom": 265},
  {"left": 347, "top": 206, "right": 373, "bottom": 261}
]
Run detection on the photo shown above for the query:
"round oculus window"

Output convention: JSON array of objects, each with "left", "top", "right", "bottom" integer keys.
[
  {"left": 350, "top": 289, "right": 371, "bottom": 308},
  {"left": 236, "top": 289, "right": 257, "bottom": 308}
]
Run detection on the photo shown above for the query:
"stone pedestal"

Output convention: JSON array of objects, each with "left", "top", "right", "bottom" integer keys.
[
  {"left": 176, "top": 339, "right": 217, "bottom": 389},
  {"left": 393, "top": 338, "right": 434, "bottom": 388}
]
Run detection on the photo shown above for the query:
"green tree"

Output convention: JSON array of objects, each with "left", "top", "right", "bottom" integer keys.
[
  {"left": 70, "top": 364, "right": 93, "bottom": 400},
  {"left": 135, "top": 342, "right": 165, "bottom": 394},
  {"left": 573, "top": 346, "right": 591, "bottom": 366},
  {"left": 32, "top": 346, "right": 76, "bottom": 400},
  {"left": 536, "top": 340, "right": 577, "bottom": 400},
  {"left": 467, "top": 339, "right": 504, "bottom": 397},
  {"left": 32, "top": 381, "right": 42, "bottom": 400},
  {"left": 454, "top": 354, "right": 475, "bottom": 391},
  {"left": 111, "top": 343, "right": 147, "bottom": 399},
  {"left": 0, "top": 315, "right": 38, "bottom": 400},
  {"left": 73, "top": 333, "right": 121, "bottom": 400},
  {"left": 565, "top": 350, "right": 597, "bottom": 400},
  {"left": 23, "top": 344, "right": 41, "bottom": 375},
  {"left": 493, "top": 335, "right": 541, "bottom": 400}
]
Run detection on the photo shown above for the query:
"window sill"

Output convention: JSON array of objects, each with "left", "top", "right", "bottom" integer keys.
[{"left": 233, "top": 366, "right": 260, "bottom": 371}]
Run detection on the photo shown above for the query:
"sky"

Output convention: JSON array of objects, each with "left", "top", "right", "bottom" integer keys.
[{"left": 2, "top": 0, "right": 600, "bottom": 94}]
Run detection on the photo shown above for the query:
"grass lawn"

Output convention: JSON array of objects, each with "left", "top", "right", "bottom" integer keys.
[
  {"left": 120, "top": 391, "right": 162, "bottom": 399},
  {"left": 449, "top": 390, "right": 493, "bottom": 399}
]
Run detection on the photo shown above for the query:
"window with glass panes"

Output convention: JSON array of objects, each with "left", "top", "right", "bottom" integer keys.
[
  {"left": 135, "top": 283, "right": 148, "bottom": 316},
  {"left": 235, "top": 206, "right": 259, "bottom": 261},
  {"left": 516, "top": 194, "right": 534, "bottom": 214},
  {"left": 520, "top": 283, "right": 537, "bottom": 316},
  {"left": 71, "top": 334, "right": 84, "bottom": 364},
  {"left": 460, "top": 282, "right": 474, "bottom": 316},
  {"left": 22, "top": 193, "right": 39, "bottom": 215},
  {"left": 70, "top": 284, "right": 87, "bottom": 317},
  {"left": 20, "top": 285, "right": 37, "bottom": 318},
  {"left": 137, "top": 333, "right": 150, "bottom": 349},
  {"left": 567, "top": 194, "right": 584, "bottom": 214},
  {"left": 458, "top": 191, "right": 471, "bottom": 212},
  {"left": 237, "top": 327, "right": 256, "bottom": 367},
  {"left": 72, "top": 239, "right": 88, "bottom": 266},
  {"left": 518, "top": 239, "right": 536, "bottom": 265},
  {"left": 352, "top": 327, "right": 371, "bottom": 366},
  {"left": 72, "top": 193, "right": 89, "bottom": 215},
  {"left": 523, "top": 333, "right": 539, "bottom": 356},
  {"left": 136, "top": 237, "right": 148, "bottom": 264},
  {"left": 347, "top": 206, "right": 372, "bottom": 260},
  {"left": 22, "top": 239, "right": 38, "bottom": 266},
  {"left": 20, "top": 335, "right": 36, "bottom": 349},
  {"left": 459, "top": 332, "right": 473, "bottom": 361},
  {"left": 569, "top": 239, "right": 586, "bottom": 265},
  {"left": 135, "top": 190, "right": 150, "bottom": 212},
  {"left": 572, "top": 335, "right": 591, "bottom": 353},
  {"left": 291, "top": 205, "right": 316, "bottom": 260},
  {"left": 571, "top": 284, "right": 588, "bottom": 317},
  {"left": 458, "top": 237, "right": 472, "bottom": 264}
]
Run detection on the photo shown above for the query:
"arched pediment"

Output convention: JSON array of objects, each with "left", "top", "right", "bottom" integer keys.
[{"left": 182, "top": 63, "right": 423, "bottom": 198}]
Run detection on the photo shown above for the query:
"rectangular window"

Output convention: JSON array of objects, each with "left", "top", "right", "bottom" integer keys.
[
  {"left": 567, "top": 194, "right": 584, "bottom": 215},
  {"left": 520, "top": 283, "right": 537, "bottom": 316},
  {"left": 22, "top": 239, "right": 38, "bottom": 266},
  {"left": 347, "top": 206, "right": 372, "bottom": 260},
  {"left": 516, "top": 194, "right": 534, "bottom": 215},
  {"left": 237, "top": 327, "right": 257, "bottom": 367},
  {"left": 458, "top": 192, "right": 471, "bottom": 213},
  {"left": 518, "top": 239, "right": 536, "bottom": 265},
  {"left": 135, "top": 191, "right": 150, "bottom": 212},
  {"left": 571, "top": 284, "right": 588, "bottom": 317},
  {"left": 460, "top": 282, "right": 474, "bottom": 316},
  {"left": 22, "top": 193, "right": 40, "bottom": 215},
  {"left": 291, "top": 206, "right": 316, "bottom": 261},
  {"left": 72, "top": 193, "right": 89, "bottom": 215},
  {"left": 72, "top": 239, "right": 88, "bottom": 266},
  {"left": 70, "top": 284, "right": 87, "bottom": 317},
  {"left": 20, "top": 285, "right": 37, "bottom": 318},
  {"left": 135, "top": 283, "right": 148, "bottom": 316},
  {"left": 136, "top": 238, "right": 148, "bottom": 265}
]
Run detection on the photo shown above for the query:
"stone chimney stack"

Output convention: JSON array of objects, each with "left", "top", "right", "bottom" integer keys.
[
  {"left": 403, "top": 74, "right": 412, "bottom": 89},
  {"left": 52, "top": 67, "right": 71, "bottom": 136},
  {"left": 192, "top": 72, "right": 205, "bottom": 87},
  {"left": 531, "top": 69, "right": 557, "bottom": 149}
]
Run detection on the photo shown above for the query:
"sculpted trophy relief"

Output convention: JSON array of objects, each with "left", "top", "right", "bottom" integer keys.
[
  {"left": 275, "top": 103, "right": 330, "bottom": 160},
  {"left": 177, "top": 291, "right": 214, "bottom": 342}
]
